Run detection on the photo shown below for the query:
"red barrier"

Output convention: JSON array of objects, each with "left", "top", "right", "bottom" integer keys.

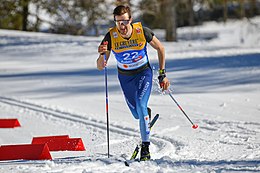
[
  {"left": 0, "top": 118, "right": 21, "bottom": 128},
  {"left": 32, "top": 136, "right": 85, "bottom": 151},
  {"left": 0, "top": 144, "right": 52, "bottom": 161},
  {"left": 32, "top": 135, "right": 69, "bottom": 143}
]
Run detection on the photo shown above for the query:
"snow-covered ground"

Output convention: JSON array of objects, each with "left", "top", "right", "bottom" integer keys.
[{"left": 0, "top": 17, "right": 260, "bottom": 172}]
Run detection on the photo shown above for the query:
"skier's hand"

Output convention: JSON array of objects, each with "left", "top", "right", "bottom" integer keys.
[
  {"left": 158, "top": 69, "right": 170, "bottom": 91},
  {"left": 97, "top": 41, "right": 108, "bottom": 70},
  {"left": 158, "top": 76, "right": 170, "bottom": 91},
  {"left": 98, "top": 41, "right": 108, "bottom": 55}
]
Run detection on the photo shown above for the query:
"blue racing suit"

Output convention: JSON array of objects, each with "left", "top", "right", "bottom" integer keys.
[{"left": 101, "top": 22, "right": 154, "bottom": 142}]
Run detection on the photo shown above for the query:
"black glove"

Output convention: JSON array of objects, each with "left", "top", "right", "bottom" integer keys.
[{"left": 158, "top": 69, "right": 166, "bottom": 88}]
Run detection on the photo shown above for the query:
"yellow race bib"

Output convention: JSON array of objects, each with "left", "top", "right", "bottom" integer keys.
[{"left": 110, "top": 22, "right": 148, "bottom": 70}]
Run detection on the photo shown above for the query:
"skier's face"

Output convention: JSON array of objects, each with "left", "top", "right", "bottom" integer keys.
[{"left": 114, "top": 13, "right": 132, "bottom": 38}]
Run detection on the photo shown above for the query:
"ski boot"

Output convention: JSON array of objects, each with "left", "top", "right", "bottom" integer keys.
[{"left": 140, "top": 142, "right": 151, "bottom": 161}]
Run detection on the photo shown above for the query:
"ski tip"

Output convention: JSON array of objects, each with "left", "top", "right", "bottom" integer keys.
[
  {"left": 124, "top": 159, "right": 140, "bottom": 166},
  {"left": 124, "top": 161, "right": 130, "bottom": 166}
]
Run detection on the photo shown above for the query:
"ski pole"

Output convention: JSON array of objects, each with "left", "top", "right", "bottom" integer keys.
[
  {"left": 168, "top": 92, "right": 198, "bottom": 129},
  {"left": 103, "top": 42, "right": 110, "bottom": 158}
]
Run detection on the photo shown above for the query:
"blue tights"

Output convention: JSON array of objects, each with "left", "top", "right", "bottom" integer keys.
[{"left": 118, "top": 68, "right": 153, "bottom": 142}]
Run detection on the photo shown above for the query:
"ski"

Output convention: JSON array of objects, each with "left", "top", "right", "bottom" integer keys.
[
  {"left": 124, "top": 113, "right": 159, "bottom": 166},
  {"left": 124, "top": 158, "right": 140, "bottom": 166},
  {"left": 150, "top": 113, "right": 159, "bottom": 130}
]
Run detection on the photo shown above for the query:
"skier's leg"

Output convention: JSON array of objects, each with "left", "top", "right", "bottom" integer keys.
[
  {"left": 118, "top": 74, "right": 139, "bottom": 119},
  {"left": 135, "top": 68, "right": 153, "bottom": 160},
  {"left": 136, "top": 68, "right": 153, "bottom": 142}
]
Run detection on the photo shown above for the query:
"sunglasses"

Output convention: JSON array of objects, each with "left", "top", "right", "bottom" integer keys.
[{"left": 114, "top": 20, "right": 130, "bottom": 26}]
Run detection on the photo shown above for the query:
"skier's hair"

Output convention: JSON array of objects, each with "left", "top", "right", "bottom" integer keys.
[{"left": 113, "top": 5, "right": 132, "bottom": 20}]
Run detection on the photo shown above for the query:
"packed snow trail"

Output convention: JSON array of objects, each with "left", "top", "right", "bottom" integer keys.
[
  {"left": 1, "top": 17, "right": 260, "bottom": 172},
  {"left": 0, "top": 96, "right": 176, "bottom": 159}
]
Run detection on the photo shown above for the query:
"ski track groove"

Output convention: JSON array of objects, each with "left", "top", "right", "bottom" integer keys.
[
  {"left": 0, "top": 96, "right": 177, "bottom": 160},
  {"left": 0, "top": 96, "right": 139, "bottom": 137},
  {"left": 2, "top": 96, "right": 258, "bottom": 171},
  {"left": 200, "top": 119, "right": 260, "bottom": 147}
]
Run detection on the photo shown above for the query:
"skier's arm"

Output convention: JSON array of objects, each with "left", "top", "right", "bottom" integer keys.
[
  {"left": 149, "top": 36, "right": 170, "bottom": 91},
  {"left": 149, "top": 36, "right": 165, "bottom": 70},
  {"left": 97, "top": 49, "right": 110, "bottom": 70}
]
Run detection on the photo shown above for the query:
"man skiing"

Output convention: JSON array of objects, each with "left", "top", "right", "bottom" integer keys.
[{"left": 96, "top": 5, "right": 170, "bottom": 161}]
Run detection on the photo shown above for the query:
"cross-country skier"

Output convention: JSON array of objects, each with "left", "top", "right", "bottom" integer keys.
[{"left": 96, "top": 5, "right": 170, "bottom": 161}]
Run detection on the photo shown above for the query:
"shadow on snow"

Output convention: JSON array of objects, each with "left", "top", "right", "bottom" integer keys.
[{"left": 1, "top": 53, "right": 260, "bottom": 95}]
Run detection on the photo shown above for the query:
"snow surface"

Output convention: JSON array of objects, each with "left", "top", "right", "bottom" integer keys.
[{"left": 0, "top": 17, "right": 260, "bottom": 172}]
